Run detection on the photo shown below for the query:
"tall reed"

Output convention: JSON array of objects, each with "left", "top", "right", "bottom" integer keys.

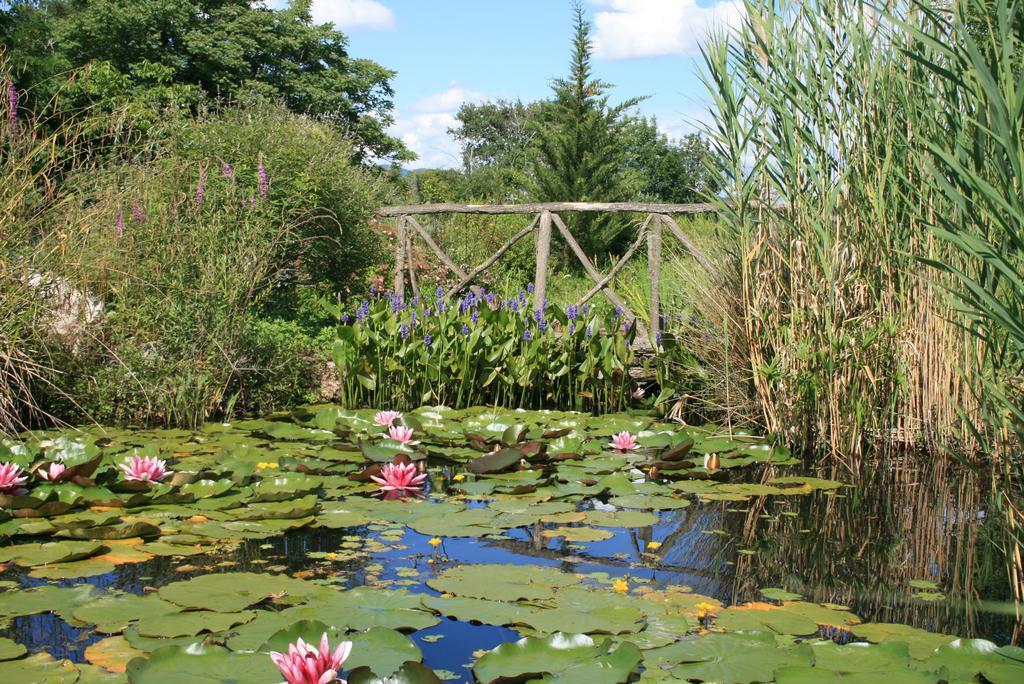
[
  {"left": 700, "top": 0, "right": 982, "bottom": 471},
  {"left": 906, "top": 0, "right": 1023, "bottom": 635}
]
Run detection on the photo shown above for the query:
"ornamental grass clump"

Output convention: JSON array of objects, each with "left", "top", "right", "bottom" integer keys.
[{"left": 326, "top": 286, "right": 637, "bottom": 413}]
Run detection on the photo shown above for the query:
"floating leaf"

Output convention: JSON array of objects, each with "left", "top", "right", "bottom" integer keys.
[{"left": 473, "top": 633, "right": 642, "bottom": 684}]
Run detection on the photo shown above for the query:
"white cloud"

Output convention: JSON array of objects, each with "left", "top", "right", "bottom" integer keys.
[
  {"left": 412, "top": 85, "right": 487, "bottom": 114},
  {"left": 392, "top": 85, "right": 488, "bottom": 169},
  {"left": 591, "top": 0, "right": 744, "bottom": 59},
  {"left": 311, "top": 0, "right": 395, "bottom": 31},
  {"left": 653, "top": 107, "right": 716, "bottom": 139}
]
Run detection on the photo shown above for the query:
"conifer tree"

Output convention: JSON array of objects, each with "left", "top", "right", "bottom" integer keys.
[{"left": 533, "top": 2, "right": 642, "bottom": 255}]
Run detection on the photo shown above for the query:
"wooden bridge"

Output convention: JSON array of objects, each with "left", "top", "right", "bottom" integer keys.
[{"left": 375, "top": 202, "right": 718, "bottom": 345}]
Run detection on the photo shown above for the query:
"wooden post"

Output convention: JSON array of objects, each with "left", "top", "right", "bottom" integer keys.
[
  {"left": 406, "top": 230, "right": 420, "bottom": 302},
  {"left": 647, "top": 214, "right": 662, "bottom": 343},
  {"left": 533, "top": 210, "right": 552, "bottom": 309},
  {"left": 393, "top": 215, "right": 406, "bottom": 298}
]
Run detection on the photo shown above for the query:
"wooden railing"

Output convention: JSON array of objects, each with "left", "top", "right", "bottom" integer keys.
[{"left": 375, "top": 202, "right": 718, "bottom": 344}]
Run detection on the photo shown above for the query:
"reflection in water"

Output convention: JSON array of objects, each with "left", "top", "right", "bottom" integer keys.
[
  {"left": 1, "top": 459, "right": 1019, "bottom": 676},
  {"left": 724, "top": 458, "right": 1020, "bottom": 644}
]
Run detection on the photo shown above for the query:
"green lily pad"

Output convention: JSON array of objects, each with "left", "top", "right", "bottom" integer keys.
[
  {"left": 158, "top": 572, "right": 315, "bottom": 612},
  {"left": 522, "top": 587, "right": 645, "bottom": 635},
  {"left": 851, "top": 623, "right": 957, "bottom": 660},
  {"left": 135, "top": 610, "right": 257, "bottom": 638},
  {"left": 348, "top": 662, "right": 443, "bottom": 684},
  {"left": 72, "top": 593, "right": 182, "bottom": 634},
  {"left": 0, "top": 540, "right": 106, "bottom": 566},
  {"left": 0, "top": 637, "right": 26, "bottom": 661},
  {"left": 584, "top": 510, "right": 659, "bottom": 528},
  {"left": 125, "top": 644, "right": 279, "bottom": 683},
  {"left": 473, "top": 633, "right": 642, "bottom": 684},
  {"left": 421, "top": 596, "right": 533, "bottom": 627},
  {"left": 346, "top": 627, "right": 423, "bottom": 676},
  {"left": 0, "top": 652, "right": 81, "bottom": 682},
  {"left": 646, "top": 631, "right": 813, "bottom": 681},
  {"left": 281, "top": 588, "right": 440, "bottom": 632},
  {"left": 921, "top": 638, "right": 1024, "bottom": 683},
  {"left": 428, "top": 564, "right": 577, "bottom": 602}
]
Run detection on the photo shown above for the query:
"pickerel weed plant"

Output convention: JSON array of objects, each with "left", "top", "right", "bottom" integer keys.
[{"left": 325, "top": 288, "right": 639, "bottom": 413}]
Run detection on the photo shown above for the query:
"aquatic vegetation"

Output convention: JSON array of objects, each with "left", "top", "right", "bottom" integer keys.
[
  {"left": 0, "top": 462, "right": 27, "bottom": 494},
  {"left": 270, "top": 633, "right": 352, "bottom": 684},
  {"left": 35, "top": 462, "right": 67, "bottom": 482},
  {"left": 371, "top": 460, "right": 427, "bottom": 493},
  {"left": 609, "top": 431, "right": 638, "bottom": 452},
  {"left": 374, "top": 410, "right": 403, "bottom": 426},
  {"left": 0, "top": 407, "right": 1018, "bottom": 682},
  {"left": 118, "top": 455, "right": 170, "bottom": 483},
  {"left": 325, "top": 288, "right": 638, "bottom": 412},
  {"left": 386, "top": 425, "right": 416, "bottom": 444}
]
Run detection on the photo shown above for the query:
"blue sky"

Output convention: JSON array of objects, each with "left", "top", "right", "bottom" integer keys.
[{"left": 281, "top": 1, "right": 743, "bottom": 168}]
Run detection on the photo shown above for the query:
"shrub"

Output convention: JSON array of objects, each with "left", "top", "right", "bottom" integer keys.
[{"left": 20, "top": 97, "right": 385, "bottom": 428}]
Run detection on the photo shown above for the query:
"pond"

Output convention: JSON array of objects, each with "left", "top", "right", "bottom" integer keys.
[{"left": 0, "top": 406, "right": 1020, "bottom": 683}]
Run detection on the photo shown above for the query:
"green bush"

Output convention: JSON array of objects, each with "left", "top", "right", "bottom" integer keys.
[{"left": 18, "top": 97, "right": 386, "bottom": 429}]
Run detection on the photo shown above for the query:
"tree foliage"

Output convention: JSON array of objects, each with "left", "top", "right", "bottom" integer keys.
[
  {"left": 621, "top": 118, "right": 722, "bottom": 203},
  {"left": 0, "top": 0, "right": 410, "bottom": 161},
  {"left": 531, "top": 2, "right": 642, "bottom": 254}
]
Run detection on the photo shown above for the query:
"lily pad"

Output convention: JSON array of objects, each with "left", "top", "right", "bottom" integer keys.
[
  {"left": 158, "top": 572, "right": 315, "bottom": 612},
  {"left": 473, "top": 633, "right": 642, "bottom": 684},
  {"left": 125, "top": 644, "right": 279, "bottom": 683},
  {"left": 428, "top": 564, "right": 577, "bottom": 602}
]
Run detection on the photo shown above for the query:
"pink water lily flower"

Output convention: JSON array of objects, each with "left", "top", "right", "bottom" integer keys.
[
  {"left": 119, "top": 455, "right": 170, "bottom": 482},
  {"left": 270, "top": 632, "right": 352, "bottom": 684},
  {"left": 374, "top": 410, "right": 403, "bottom": 426},
  {"left": 0, "top": 462, "right": 27, "bottom": 494},
  {"left": 609, "top": 431, "right": 638, "bottom": 452},
  {"left": 387, "top": 425, "right": 416, "bottom": 444},
  {"left": 371, "top": 461, "right": 427, "bottom": 492},
  {"left": 37, "top": 462, "right": 68, "bottom": 482}
]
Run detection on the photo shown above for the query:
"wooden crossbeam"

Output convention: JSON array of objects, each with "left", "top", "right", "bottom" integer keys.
[
  {"left": 446, "top": 215, "right": 538, "bottom": 298},
  {"left": 377, "top": 201, "right": 718, "bottom": 216},
  {"left": 657, "top": 213, "right": 717, "bottom": 277},
  {"left": 575, "top": 216, "right": 651, "bottom": 307},
  {"left": 404, "top": 215, "right": 482, "bottom": 297},
  {"left": 549, "top": 212, "right": 649, "bottom": 341}
]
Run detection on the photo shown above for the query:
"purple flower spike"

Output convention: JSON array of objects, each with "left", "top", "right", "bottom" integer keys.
[
  {"left": 615, "top": 306, "right": 623, "bottom": 317},
  {"left": 400, "top": 323, "right": 409, "bottom": 339},
  {"left": 115, "top": 210, "right": 124, "bottom": 239},
  {"left": 538, "top": 318, "right": 548, "bottom": 333},
  {"left": 435, "top": 285, "right": 443, "bottom": 298},
  {"left": 258, "top": 164, "right": 269, "bottom": 199},
  {"left": 567, "top": 304, "right": 579, "bottom": 320},
  {"left": 461, "top": 323, "right": 470, "bottom": 335},
  {"left": 527, "top": 283, "right": 534, "bottom": 293},
  {"left": 131, "top": 201, "right": 145, "bottom": 223},
  {"left": 656, "top": 331, "right": 663, "bottom": 345},
  {"left": 523, "top": 329, "right": 532, "bottom": 342},
  {"left": 424, "top": 334, "right": 432, "bottom": 347},
  {"left": 195, "top": 168, "right": 207, "bottom": 206},
  {"left": 569, "top": 322, "right": 576, "bottom": 334},
  {"left": 6, "top": 81, "right": 18, "bottom": 128},
  {"left": 471, "top": 310, "right": 479, "bottom": 325},
  {"left": 222, "top": 162, "right": 233, "bottom": 179}
]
